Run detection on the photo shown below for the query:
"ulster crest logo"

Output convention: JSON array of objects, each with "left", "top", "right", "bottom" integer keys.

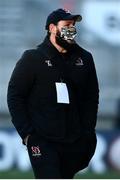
[
  {"left": 31, "top": 146, "right": 42, "bottom": 157},
  {"left": 63, "top": 8, "right": 71, "bottom": 14},
  {"left": 75, "top": 57, "right": 84, "bottom": 66}
]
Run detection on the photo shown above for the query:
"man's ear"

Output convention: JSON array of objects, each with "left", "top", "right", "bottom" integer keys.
[{"left": 49, "top": 24, "right": 57, "bottom": 34}]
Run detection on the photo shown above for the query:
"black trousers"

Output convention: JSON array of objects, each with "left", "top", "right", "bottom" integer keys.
[{"left": 27, "top": 133, "right": 96, "bottom": 179}]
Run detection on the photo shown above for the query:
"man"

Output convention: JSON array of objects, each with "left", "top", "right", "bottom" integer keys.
[{"left": 7, "top": 9, "right": 99, "bottom": 179}]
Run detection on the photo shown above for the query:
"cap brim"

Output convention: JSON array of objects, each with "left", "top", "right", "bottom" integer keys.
[{"left": 63, "top": 14, "right": 82, "bottom": 22}]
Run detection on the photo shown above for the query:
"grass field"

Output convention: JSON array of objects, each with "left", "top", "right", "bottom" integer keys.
[{"left": 0, "top": 169, "right": 120, "bottom": 179}]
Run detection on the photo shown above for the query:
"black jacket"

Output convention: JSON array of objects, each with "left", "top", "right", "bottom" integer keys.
[{"left": 7, "top": 36, "right": 99, "bottom": 143}]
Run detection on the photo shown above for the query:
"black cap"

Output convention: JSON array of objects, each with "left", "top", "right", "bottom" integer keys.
[{"left": 45, "top": 8, "right": 82, "bottom": 30}]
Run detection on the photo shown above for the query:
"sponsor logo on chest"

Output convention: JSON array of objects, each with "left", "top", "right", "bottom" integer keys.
[{"left": 45, "top": 60, "right": 53, "bottom": 67}]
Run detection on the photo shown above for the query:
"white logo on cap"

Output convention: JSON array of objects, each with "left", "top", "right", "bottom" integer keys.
[{"left": 63, "top": 8, "right": 71, "bottom": 14}]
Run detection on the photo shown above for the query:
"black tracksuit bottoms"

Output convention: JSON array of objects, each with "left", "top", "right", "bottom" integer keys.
[{"left": 27, "top": 133, "right": 96, "bottom": 179}]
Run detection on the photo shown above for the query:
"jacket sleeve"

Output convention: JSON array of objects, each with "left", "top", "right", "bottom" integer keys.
[
  {"left": 7, "top": 50, "right": 35, "bottom": 140},
  {"left": 81, "top": 53, "right": 99, "bottom": 131}
]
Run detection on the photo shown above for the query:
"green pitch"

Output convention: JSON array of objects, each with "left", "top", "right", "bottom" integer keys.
[{"left": 0, "top": 169, "right": 120, "bottom": 179}]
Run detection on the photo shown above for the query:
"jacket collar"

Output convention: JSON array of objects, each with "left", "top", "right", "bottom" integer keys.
[{"left": 37, "top": 35, "right": 82, "bottom": 59}]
